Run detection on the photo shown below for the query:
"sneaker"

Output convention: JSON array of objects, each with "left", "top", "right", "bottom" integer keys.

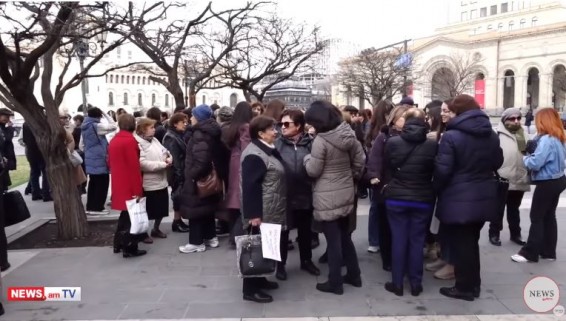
[
  {"left": 425, "top": 259, "right": 446, "bottom": 272},
  {"left": 204, "top": 237, "right": 219, "bottom": 248},
  {"left": 179, "top": 243, "right": 206, "bottom": 253},
  {"left": 434, "top": 264, "right": 455, "bottom": 280},
  {"left": 86, "top": 210, "right": 110, "bottom": 216},
  {"left": 367, "top": 246, "right": 380, "bottom": 253},
  {"left": 511, "top": 254, "right": 530, "bottom": 263}
]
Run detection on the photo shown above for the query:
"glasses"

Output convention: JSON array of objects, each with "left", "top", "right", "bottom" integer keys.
[
  {"left": 279, "top": 121, "right": 295, "bottom": 128},
  {"left": 507, "top": 116, "right": 521, "bottom": 122}
]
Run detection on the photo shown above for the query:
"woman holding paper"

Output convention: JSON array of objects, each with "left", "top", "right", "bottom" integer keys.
[
  {"left": 240, "top": 115, "right": 287, "bottom": 304},
  {"left": 108, "top": 114, "right": 145, "bottom": 258}
]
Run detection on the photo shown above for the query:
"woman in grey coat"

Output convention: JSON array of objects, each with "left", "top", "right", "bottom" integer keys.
[{"left": 304, "top": 101, "right": 365, "bottom": 295}]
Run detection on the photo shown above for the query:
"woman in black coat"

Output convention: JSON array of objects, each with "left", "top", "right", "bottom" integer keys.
[
  {"left": 178, "top": 105, "right": 229, "bottom": 253},
  {"left": 162, "top": 112, "right": 190, "bottom": 233},
  {"left": 434, "top": 95, "right": 503, "bottom": 301}
]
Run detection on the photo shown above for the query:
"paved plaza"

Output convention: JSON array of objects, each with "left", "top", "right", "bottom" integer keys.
[{"left": 1, "top": 184, "right": 566, "bottom": 321}]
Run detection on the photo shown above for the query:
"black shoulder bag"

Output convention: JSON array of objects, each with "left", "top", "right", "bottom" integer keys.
[{"left": 381, "top": 144, "right": 420, "bottom": 195}]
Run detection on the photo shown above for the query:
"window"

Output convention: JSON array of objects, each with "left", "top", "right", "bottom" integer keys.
[
  {"left": 165, "top": 94, "right": 169, "bottom": 107},
  {"left": 108, "top": 92, "right": 114, "bottom": 106},
  {"left": 501, "top": 2, "right": 508, "bottom": 13},
  {"left": 487, "top": 24, "right": 493, "bottom": 30},
  {"left": 137, "top": 76, "right": 140, "bottom": 85},
  {"left": 109, "top": 75, "right": 113, "bottom": 83},
  {"left": 138, "top": 93, "right": 142, "bottom": 106},
  {"left": 470, "top": 9, "right": 477, "bottom": 18},
  {"left": 480, "top": 7, "right": 487, "bottom": 17},
  {"left": 509, "top": 20, "right": 514, "bottom": 30},
  {"left": 128, "top": 51, "right": 132, "bottom": 60},
  {"left": 461, "top": 11, "right": 468, "bottom": 21},
  {"left": 117, "top": 47, "right": 121, "bottom": 59},
  {"left": 202, "top": 95, "right": 206, "bottom": 104},
  {"left": 123, "top": 92, "right": 128, "bottom": 105},
  {"left": 520, "top": 18, "right": 526, "bottom": 28},
  {"left": 152, "top": 93, "right": 156, "bottom": 105},
  {"left": 490, "top": 5, "right": 497, "bottom": 15},
  {"left": 142, "top": 77, "right": 146, "bottom": 85},
  {"left": 121, "top": 75, "right": 124, "bottom": 84},
  {"left": 532, "top": 16, "right": 538, "bottom": 27},
  {"left": 126, "top": 76, "right": 129, "bottom": 84},
  {"left": 498, "top": 23, "right": 504, "bottom": 31}
]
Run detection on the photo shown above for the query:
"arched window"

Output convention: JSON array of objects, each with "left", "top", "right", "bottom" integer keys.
[
  {"left": 520, "top": 19, "right": 526, "bottom": 28},
  {"left": 152, "top": 93, "right": 156, "bottom": 105},
  {"left": 121, "top": 75, "right": 124, "bottom": 84},
  {"left": 142, "top": 77, "right": 146, "bottom": 85},
  {"left": 498, "top": 23, "right": 504, "bottom": 31},
  {"left": 126, "top": 76, "right": 130, "bottom": 84},
  {"left": 508, "top": 20, "right": 514, "bottom": 31},
  {"left": 165, "top": 94, "right": 169, "bottom": 107},
  {"left": 108, "top": 92, "right": 114, "bottom": 106},
  {"left": 202, "top": 95, "right": 206, "bottom": 104},
  {"left": 123, "top": 92, "right": 128, "bottom": 105},
  {"left": 109, "top": 75, "right": 113, "bottom": 83},
  {"left": 532, "top": 16, "right": 538, "bottom": 27},
  {"left": 137, "top": 76, "right": 140, "bottom": 85},
  {"left": 230, "top": 93, "right": 237, "bottom": 108},
  {"left": 138, "top": 93, "right": 142, "bottom": 106},
  {"left": 487, "top": 24, "right": 493, "bottom": 31}
]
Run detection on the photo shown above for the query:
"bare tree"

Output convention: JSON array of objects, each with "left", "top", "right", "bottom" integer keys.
[
  {"left": 0, "top": 2, "right": 138, "bottom": 239},
  {"left": 217, "top": 15, "right": 325, "bottom": 102},
  {"left": 338, "top": 47, "right": 411, "bottom": 107},
  {"left": 428, "top": 52, "right": 484, "bottom": 100},
  {"left": 115, "top": 1, "right": 264, "bottom": 109}
]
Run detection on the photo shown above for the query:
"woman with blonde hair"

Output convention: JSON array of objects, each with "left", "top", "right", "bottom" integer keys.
[
  {"left": 512, "top": 108, "right": 566, "bottom": 263},
  {"left": 134, "top": 118, "right": 172, "bottom": 243}
]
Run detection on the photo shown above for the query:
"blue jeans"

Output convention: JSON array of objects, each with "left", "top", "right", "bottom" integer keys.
[
  {"left": 368, "top": 190, "right": 380, "bottom": 247},
  {"left": 386, "top": 201, "right": 433, "bottom": 287}
]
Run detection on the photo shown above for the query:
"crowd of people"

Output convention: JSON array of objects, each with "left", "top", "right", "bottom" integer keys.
[{"left": 0, "top": 93, "right": 564, "bottom": 310}]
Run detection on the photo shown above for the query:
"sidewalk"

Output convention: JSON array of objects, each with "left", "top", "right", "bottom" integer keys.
[{"left": 1, "top": 189, "right": 565, "bottom": 320}]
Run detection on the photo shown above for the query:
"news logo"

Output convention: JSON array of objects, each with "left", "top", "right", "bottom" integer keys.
[
  {"left": 7, "top": 287, "right": 81, "bottom": 302},
  {"left": 523, "top": 277, "right": 560, "bottom": 313}
]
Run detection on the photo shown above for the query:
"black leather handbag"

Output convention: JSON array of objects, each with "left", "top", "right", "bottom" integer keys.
[
  {"left": 238, "top": 233, "right": 276, "bottom": 277},
  {"left": 3, "top": 190, "right": 31, "bottom": 227}
]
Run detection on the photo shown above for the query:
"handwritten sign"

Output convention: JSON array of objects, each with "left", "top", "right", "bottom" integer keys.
[{"left": 260, "top": 223, "right": 282, "bottom": 261}]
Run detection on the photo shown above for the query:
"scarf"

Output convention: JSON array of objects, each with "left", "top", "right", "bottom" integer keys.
[{"left": 506, "top": 124, "right": 526, "bottom": 153}]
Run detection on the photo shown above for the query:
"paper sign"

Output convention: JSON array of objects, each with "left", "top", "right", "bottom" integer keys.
[{"left": 259, "top": 223, "right": 282, "bottom": 262}]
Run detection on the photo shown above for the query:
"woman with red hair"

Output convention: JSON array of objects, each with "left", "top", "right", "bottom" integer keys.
[{"left": 511, "top": 108, "right": 566, "bottom": 263}]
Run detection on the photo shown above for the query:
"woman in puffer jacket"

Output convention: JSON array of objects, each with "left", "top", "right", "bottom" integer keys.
[
  {"left": 134, "top": 118, "right": 172, "bottom": 242},
  {"left": 304, "top": 100, "right": 365, "bottom": 295}
]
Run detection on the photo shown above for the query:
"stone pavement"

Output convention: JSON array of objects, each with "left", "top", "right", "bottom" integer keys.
[{"left": 1, "top": 188, "right": 566, "bottom": 320}]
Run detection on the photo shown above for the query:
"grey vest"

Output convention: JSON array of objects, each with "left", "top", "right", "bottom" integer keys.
[{"left": 240, "top": 142, "right": 287, "bottom": 228}]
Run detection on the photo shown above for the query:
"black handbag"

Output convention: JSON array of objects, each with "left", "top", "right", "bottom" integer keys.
[
  {"left": 238, "top": 231, "right": 276, "bottom": 277},
  {"left": 3, "top": 190, "right": 31, "bottom": 227}
]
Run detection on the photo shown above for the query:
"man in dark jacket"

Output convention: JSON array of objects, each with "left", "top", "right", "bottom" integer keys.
[
  {"left": 382, "top": 108, "right": 438, "bottom": 297},
  {"left": 0, "top": 108, "right": 16, "bottom": 190},
  {"left": 22, "top": 123, "right": 51, "bottom": 201},
  {"left": 0, "top": 108, "right": 12, "bottom": 274},
  {"left": 275, "top": 109, "right": 320, "bottom": 280},
  {"left": 434, "top": 95, "right": 503, "bottom": 301}
]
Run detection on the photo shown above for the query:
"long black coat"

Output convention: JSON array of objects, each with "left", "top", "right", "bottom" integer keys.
[
  {"left": 434, "top": 109, "right": 503, "bottom": 225},
  {"left": 0, "top": 124, "right": 16, "bottom": 189},
  {"left": 162, "top": 128, "right": 186, "bottom": 190},
  {"left": 178, "top": 119, "right": 229, "bottom": 219}
]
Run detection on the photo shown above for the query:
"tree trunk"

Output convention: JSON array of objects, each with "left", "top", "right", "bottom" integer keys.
[
  {"left": 189, "top": 85, "right": 197, "bottom": 108},
  {"left": 242, "top": 89, "right": 252, "bottom": 103}
]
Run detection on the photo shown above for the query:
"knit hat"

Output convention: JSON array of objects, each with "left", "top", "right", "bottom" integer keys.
[
  {"left": 192, "top": 104, "right": 212, "bottom": 122},
  {"left": 399, "top": 96, "right": 414, "bottom": 106},
  {"left": 501, "top": 108, "right": 522, "bottom": 123},
  {"left": 217, "top": 106, "right": 233, "bottom": 122}
]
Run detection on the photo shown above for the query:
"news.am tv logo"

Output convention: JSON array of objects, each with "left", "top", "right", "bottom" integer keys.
[{"left": 7, "top": 287, "right": 81, "bottom": 302}]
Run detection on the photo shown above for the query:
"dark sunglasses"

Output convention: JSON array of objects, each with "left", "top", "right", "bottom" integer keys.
[
  {"left": 507, "top": 116, "right": 521, "bottom": 122},
  {"left": 279, "top": 121, "right": 295, "bottom": 128}
]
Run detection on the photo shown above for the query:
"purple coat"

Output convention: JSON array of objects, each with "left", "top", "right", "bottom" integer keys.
[
  {"left": 365, "top": 126, "right": 401, "bottom": 202},
  {"left": 225, "top": 124, "right": 251, "bottom": 210}
]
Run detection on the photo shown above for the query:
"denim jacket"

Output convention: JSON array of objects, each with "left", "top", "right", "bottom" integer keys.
[{"left": 524, "top": 134, "right": 566, "bottom": 181}]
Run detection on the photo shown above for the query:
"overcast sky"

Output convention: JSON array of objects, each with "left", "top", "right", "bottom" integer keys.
[{"left": 275, "top": 0, "right": 451, "bottom": 48}]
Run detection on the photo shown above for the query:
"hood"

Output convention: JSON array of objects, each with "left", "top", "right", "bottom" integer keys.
[
  {"left": 446, "top": 109, "right": 493, "bottom": 137},
  {"left": 279, "top": 132, "right": 313, "bottom": 147},
  {"left": 400, "top": 118, "right": 428, "bottom": 143},
  {"left": 317, "top": 122, "right": 357, "bottom": 152},
  {"left": 82, "top": 117, "right": 99, "bottom": 127},
  {"left": 191, "top": 118, "right": 221, "bottom": 138}
]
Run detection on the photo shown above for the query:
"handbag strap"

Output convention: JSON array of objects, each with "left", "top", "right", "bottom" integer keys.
[{"left": 395, "top": 144, "right": 419, "bottom": 171}]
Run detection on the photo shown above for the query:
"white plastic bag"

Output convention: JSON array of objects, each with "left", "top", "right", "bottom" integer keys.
[{"left": 126, "top": 197, "right": 149, "bottom": 235}]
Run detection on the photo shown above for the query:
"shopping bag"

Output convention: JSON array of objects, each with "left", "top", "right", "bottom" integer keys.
[
  {"left": 235, "top": 233, "right": 276, "bottom": 278},
  {"left": 125, "top": 197, "right": 149, "bottom": 235},
  {"left": 3, "top": 190, "right": 31, "bottom": 227}
]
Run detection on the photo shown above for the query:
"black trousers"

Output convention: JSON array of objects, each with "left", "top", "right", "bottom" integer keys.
[
  {"left": 243, "top": 277, "right": 272, "bottom": 294},
  {"left": 489, "top": 190, "right": 524, "bottom": 238},
  {"left": 115, "top": 210, "right": 141, "bottom": 251},
  {"left": 280, "top": 209, "right": 313, "bottom": 265},
  {"left": 189, "top": 215, "right": 216, "bottom": 245},
  {"left": 321, "top": 216, "right": 361, "bottom": 288},
  {"left": 0, "top": 191, "right": 7, "bottom": 267},
  {"left": 446, "top": 222, "right": 484, "bottom": 292},
  {"left": 377, "top": 201, "right": 392, "bottom": 269},
  {"left": 86, "top": 174, "right": 109, "bottom": 212},
  {"left": 521, "top": 176, "right": 566, "bottom": 261}
]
